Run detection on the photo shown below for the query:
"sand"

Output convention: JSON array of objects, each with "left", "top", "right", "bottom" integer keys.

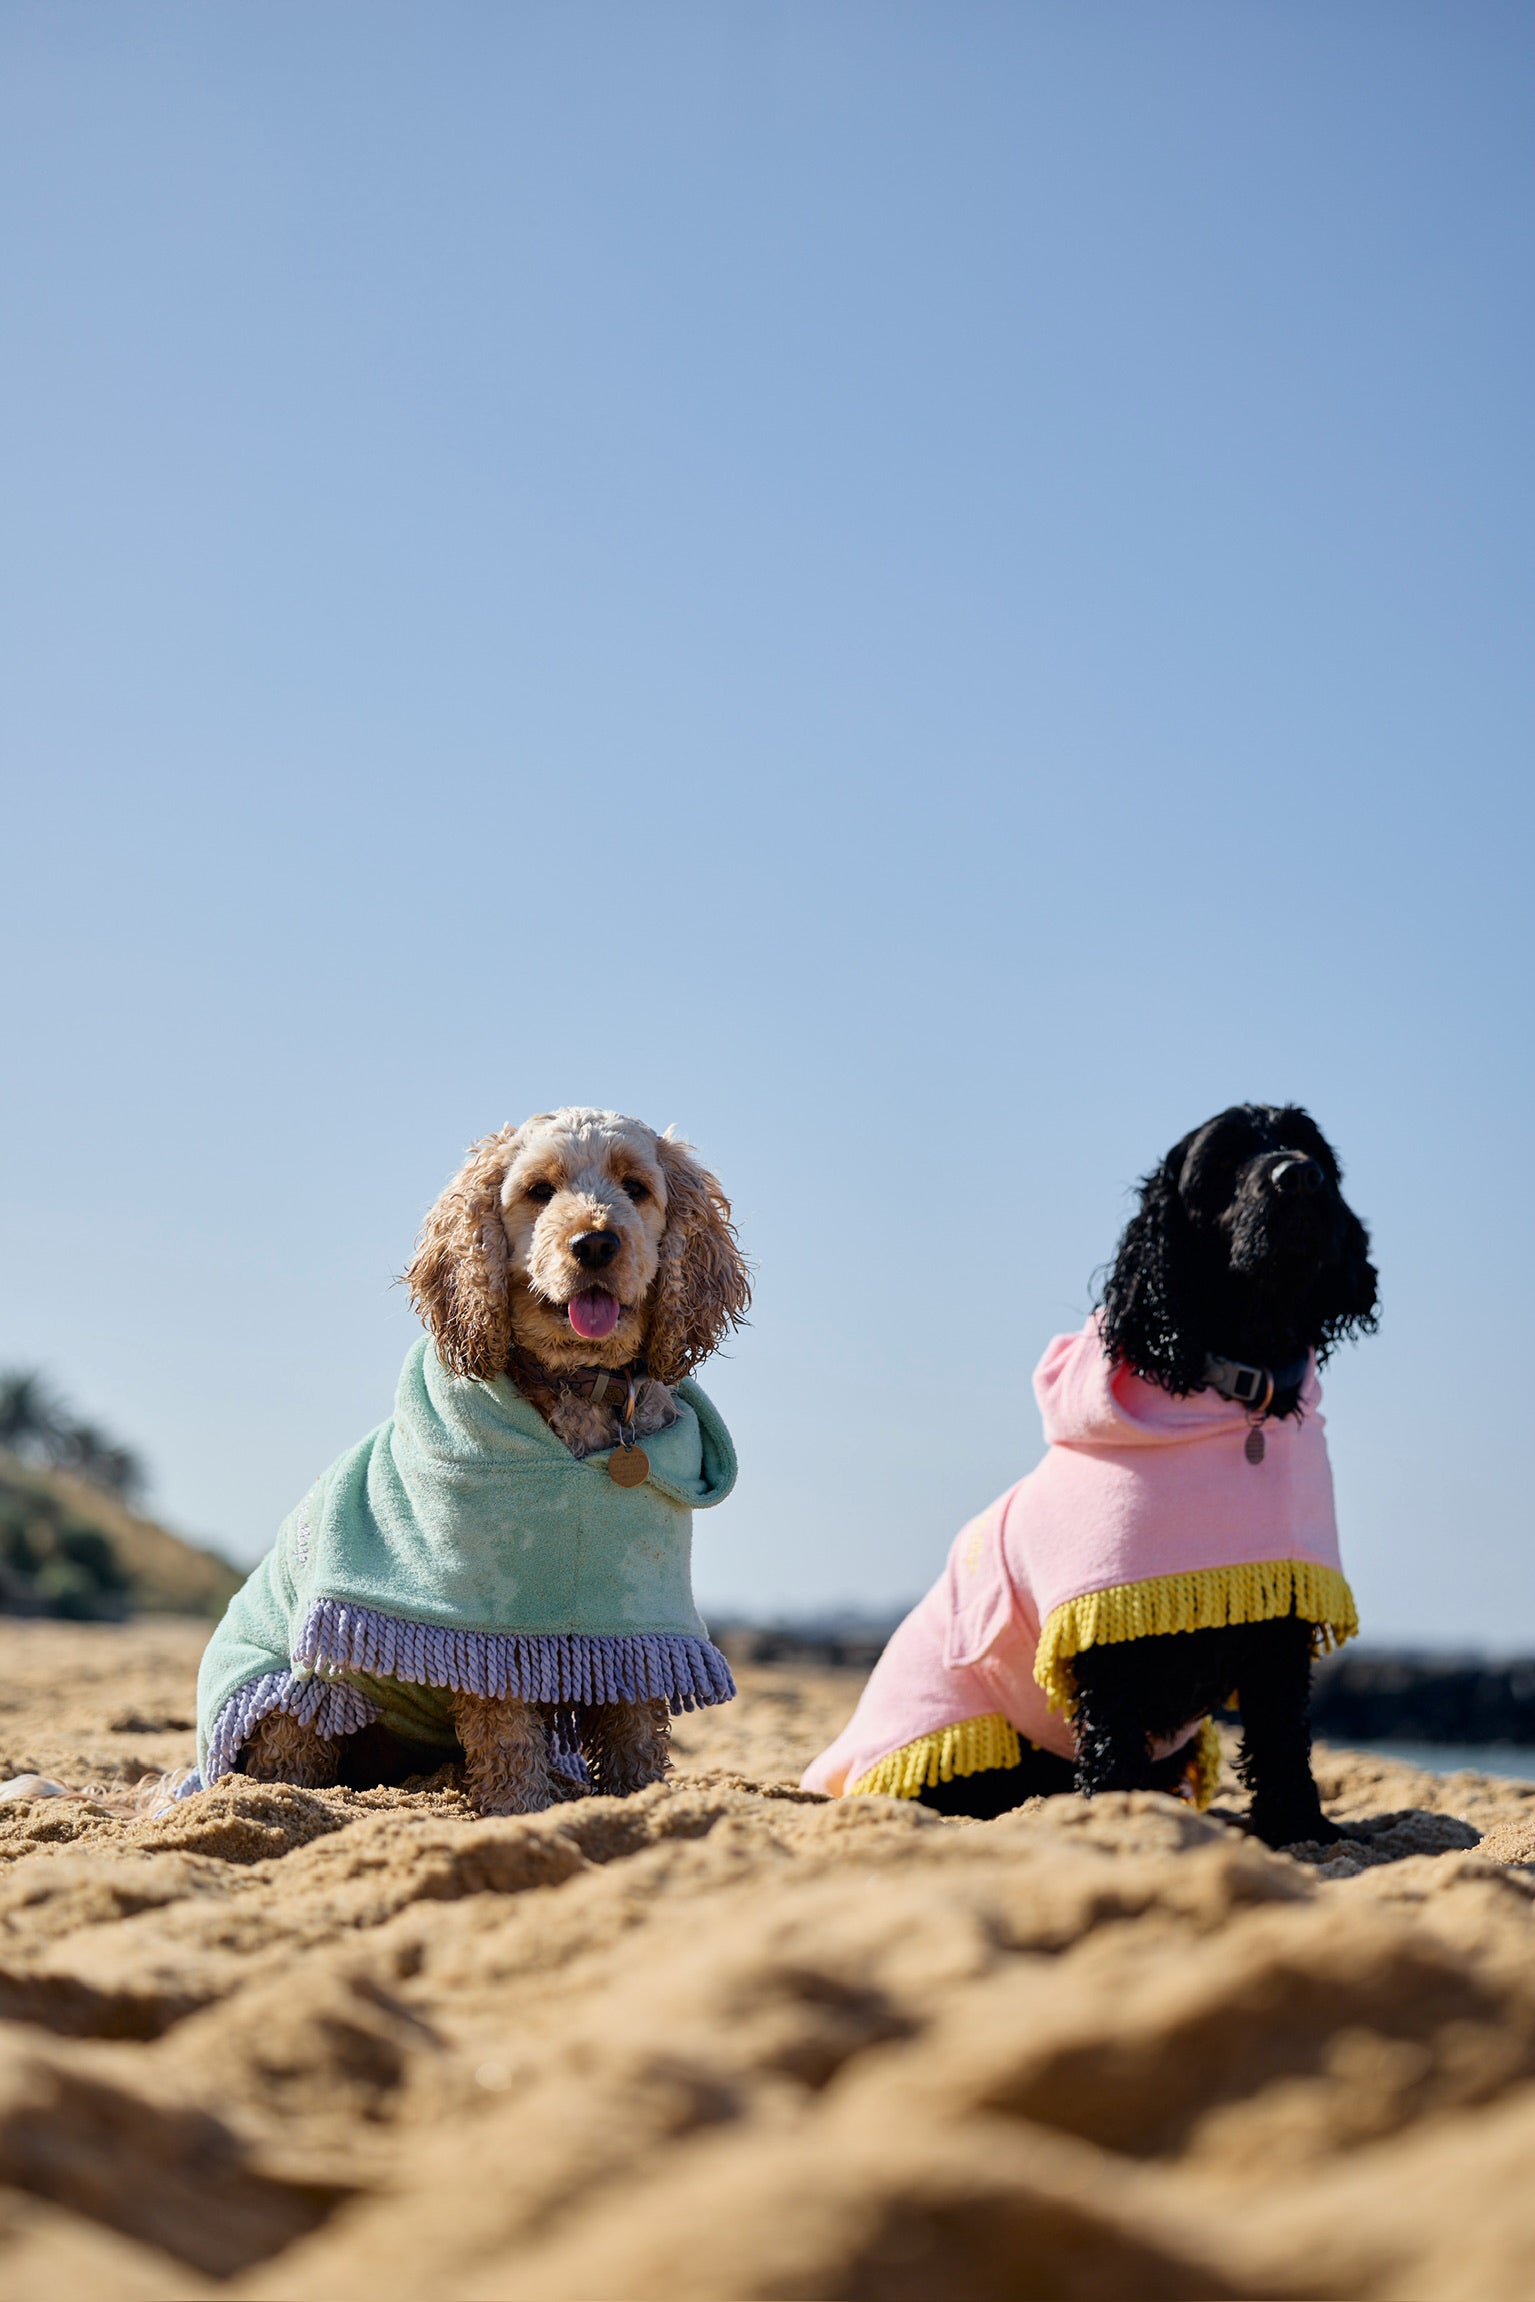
[{"left": 0, "top": 1621, "right": 1533, "bottom": 2299}]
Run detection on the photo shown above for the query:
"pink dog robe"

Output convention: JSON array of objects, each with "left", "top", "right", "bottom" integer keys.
[{"left": 801, "top": 1317, "right": 1356, "bottom": 1799}]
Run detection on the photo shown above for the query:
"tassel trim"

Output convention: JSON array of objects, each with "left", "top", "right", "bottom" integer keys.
[
  {"left": 849, "top": 1712, "right": 1024, "bottom": 1800},
  {"left": 1033, "top": 1559, "right": 1359, "bottom": 1717},
  {"left": 845, "top": 1710, "right": 1226, "bottom": 1811},
  {"left": 1184, "top": 1717, "right": 1223, "bottom": 1813},
  {"left": 292, "top": 1600, "right": 737, "bottom": 1715},
  {"left": 204, "top": 1669, "right": 381, "bottom": 1785}
]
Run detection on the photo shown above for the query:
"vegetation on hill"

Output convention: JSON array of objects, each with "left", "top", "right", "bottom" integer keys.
[
  {"left": 0, "top": 1370, "right": 146, "bottom": 1498},
  {"left": 0, "top": 1370, "right": 241, "bottom": 1619}
]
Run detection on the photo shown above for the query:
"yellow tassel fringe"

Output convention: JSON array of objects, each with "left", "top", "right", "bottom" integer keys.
[
  {"left": 847, "top": 1709, "right": 1224, "bottom": 1810},
  {"left": 1186, "top": 1716, "right": 1223, "bottom": 1811},
  {"left": 1033, "top": 1559, "right": 1359, "bottom": 1717},
  {"left": 850, "top": 1712, "right": 1022, "bottom": 1799},
  {"left": 845, "top": 1562, "right": 1352, "bottom": 1808}
]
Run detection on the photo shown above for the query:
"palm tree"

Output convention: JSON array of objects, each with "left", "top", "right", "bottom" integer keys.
[
  {"left": 0, "top": 1372, "right": 147, "bottom": 1500},
  {"left": 0, "top": 1373, "right": 65, "bottom": 1461}
]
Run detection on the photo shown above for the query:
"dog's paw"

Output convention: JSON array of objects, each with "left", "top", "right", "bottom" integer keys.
[
  {"left": 469, "top": 1784, "right": 556, "bottom": 1817},
  {"left": 1250, "top": 1806, "right": 1344, "bottom": 1851},
  {"left": 241, "top": 1712, "right": 341, "bottom": 1789}
]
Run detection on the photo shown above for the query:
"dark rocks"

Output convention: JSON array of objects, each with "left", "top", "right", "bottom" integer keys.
[{"left": 1310, "top": 1651, "right": 1535, "bottom": 1747}]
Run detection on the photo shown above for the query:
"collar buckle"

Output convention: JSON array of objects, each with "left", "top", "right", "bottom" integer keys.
[{"left": 1204, "top": 1355, "right": 1274, "bottom": 1412}]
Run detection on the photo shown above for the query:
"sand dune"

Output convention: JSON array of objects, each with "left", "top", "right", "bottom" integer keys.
[{"left": 0, "top": 1620, "right": 1532, "bottom": 2299}]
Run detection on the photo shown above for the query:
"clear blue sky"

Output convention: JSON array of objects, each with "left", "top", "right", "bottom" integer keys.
[{"left": 3, "top": 5, "right": 1531, "bottom": 1647}]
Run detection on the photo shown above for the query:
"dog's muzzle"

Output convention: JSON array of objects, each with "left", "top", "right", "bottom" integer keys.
[
  {"left": 1271, "top": 1155, "right": 1323, "bottom": 1196},
  {"left": 571, "top": 1229, "right": 622, "bottom": 1271}
]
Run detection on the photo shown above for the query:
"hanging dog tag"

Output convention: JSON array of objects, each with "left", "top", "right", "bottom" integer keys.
[
  {"left": 608, "top": 1444, "right": 650, "bottom": 1488},
  {"left": 1244, "top": 1425, "right": 1266, "bottom": 1466}
]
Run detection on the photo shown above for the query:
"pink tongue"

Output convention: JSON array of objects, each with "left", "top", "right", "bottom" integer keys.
[{"left": 568, "top": 1289, "right": 621, "bottom": 1341}]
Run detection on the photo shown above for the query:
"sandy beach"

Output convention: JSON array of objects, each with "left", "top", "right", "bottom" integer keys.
[{"left": 0, "top": 1617, "right": 1532, "bottom": 2300}]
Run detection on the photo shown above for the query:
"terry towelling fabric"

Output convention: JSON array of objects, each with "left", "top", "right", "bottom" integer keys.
[
  {"left": 801, "top": 1316, "right": 1356, "bottom": 1804},
  {"left": 197, "top": 1338, "right": 737, "bottom": 1781}
]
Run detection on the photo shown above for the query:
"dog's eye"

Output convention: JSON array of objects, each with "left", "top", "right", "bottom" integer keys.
[
  {"left": 621, "top": 1179, "right": 650, "bottom": 1203},
  {"left": 525, "top": 1180, "right": 556, "bottom": 1204}
]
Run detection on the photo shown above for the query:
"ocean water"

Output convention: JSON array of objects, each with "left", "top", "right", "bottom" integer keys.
[{"left": 1330, "top": 1741, "right": 1535, "bottom": 1784}]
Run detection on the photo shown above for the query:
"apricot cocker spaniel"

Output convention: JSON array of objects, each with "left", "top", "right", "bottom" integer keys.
[{"left": 194, "top": 1109, "right": 751, "bottom": 1814}]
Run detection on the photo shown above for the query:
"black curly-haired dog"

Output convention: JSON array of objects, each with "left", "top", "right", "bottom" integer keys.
[{"left": 921, "top": 1103, "right": 1378, "bottom": 1847}]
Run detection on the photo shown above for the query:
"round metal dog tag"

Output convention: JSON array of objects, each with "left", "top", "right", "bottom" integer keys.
[
  {"left": 608, "top": 1444, "right": 650, "bottom": 1488},
  {"left": 1244, "top": 1426, "right": 1266, "bottom": 1466}
]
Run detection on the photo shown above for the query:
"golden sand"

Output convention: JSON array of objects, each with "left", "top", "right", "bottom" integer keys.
[{"left": 0, "top": 1617, "right": 1532, "bottom": 2299}]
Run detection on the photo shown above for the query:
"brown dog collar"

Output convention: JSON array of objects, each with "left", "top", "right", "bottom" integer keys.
[
  {"left": 504, "top": 1350, "right": 657, "bottom": 1488},
  {"left": 505, "top": 1348, "right": 646, "bottom": 1409}
]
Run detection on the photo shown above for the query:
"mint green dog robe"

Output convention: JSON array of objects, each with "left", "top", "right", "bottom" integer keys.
[{"left": 197, "top": 1338, "right": 737, "bottom": 1781}]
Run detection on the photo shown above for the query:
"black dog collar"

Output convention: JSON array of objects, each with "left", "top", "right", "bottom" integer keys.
[{"left": 1203, "top": 1353, "right": 1310, "bottom": 1413}]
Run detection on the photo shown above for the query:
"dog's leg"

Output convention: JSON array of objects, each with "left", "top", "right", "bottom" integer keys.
[
  {"left": 580, "top": 1699, "right": 672, "bottom": 1798},
  {"left": 1069, "top": 1647, "right": 1162, "bottom": 1796},
  {"left": 1235, "top": 1616, "right": 1341, "bottom": 1848},
  {"left": 242, "top": 1709, "right": 340, "bottom": 1787},
  {"left": 918, "top": 1744, "right": 1078, "bottom": 1817},
  {"left": 452, "top": 1689, "right": 556, "bottom": 1815}
]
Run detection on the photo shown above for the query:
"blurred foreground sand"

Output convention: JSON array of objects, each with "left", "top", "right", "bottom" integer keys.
[{"left": 0, "top": 1618, "right": 1533, "bottom": 2300}]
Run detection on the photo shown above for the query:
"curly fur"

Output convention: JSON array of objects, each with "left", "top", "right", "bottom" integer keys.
[
  {"left": 581, "top": 1699, "right": 673, "bottom": 1797},
  {"left": 244, "top": 1108, "right": 750, "bottom": 1819},
  {"left": 404, "top": 1125, "right": 521, "bottom": 1383},
  {"left": 646, "top": 1132, "right": 753, "bottom": 1385},
  {"left": 405, "top": 1109, "right": 751, "bottom": 1396},
  {"left": 452, "top": 1689, "right": 558, "bottom": 1816},
  {"left": 243, "top": 1708, "right": 340, "bottom": 1788},
  {"left": 1071, "top": 1614, "right": 1326, "bottom": 1848},
  {"left": 1099, "top": 1103, "right": 1377, "bottom": 1405},
  {"left": 924, "top": 1102, "right": 1379, "bottom": 1849},
  {"left": 541, "top": 1376, "right": 678, "bottom": 1460}
]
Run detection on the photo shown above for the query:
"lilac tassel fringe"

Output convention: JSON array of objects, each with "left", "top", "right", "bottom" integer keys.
[
  {"left": 205, "top": 1611, "right": 735, "bottom": 1785},
  {"left": 547, "top": 1712, "right": 591, "bottom": 1787},
  {"left": 292, "top": 1600, "right": 737, "bottom": 1713},
  {"left": 204, "top": 1668, "right": 381, "bottom": 1785}
]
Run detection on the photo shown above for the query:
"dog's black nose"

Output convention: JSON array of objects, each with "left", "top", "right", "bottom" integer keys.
[
  {"left": 1272, "top": 1155, "right": 1323, "bottom": 1196},
  {"left": 571, "top": 1229, "right": 621, "bottom": 1270}
]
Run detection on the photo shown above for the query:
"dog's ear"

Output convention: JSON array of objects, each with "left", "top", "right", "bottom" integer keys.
[
  {"left": 405, "top": 1127, "right": 521, "bottom": 1380},
  {"left": 1313, "top": 1206, "right": 1380, "bottom": 1360},
  {"left": 1097, "top": 1152, "right": 1207, "bottom": 1394},
  {"left": 644, "top": 1132, "right": 752, "bottom": 1386}
]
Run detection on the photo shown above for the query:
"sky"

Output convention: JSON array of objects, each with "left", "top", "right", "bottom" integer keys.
[{"left": 2, "top": 4, "right": 1532, "bottom": 1649}]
